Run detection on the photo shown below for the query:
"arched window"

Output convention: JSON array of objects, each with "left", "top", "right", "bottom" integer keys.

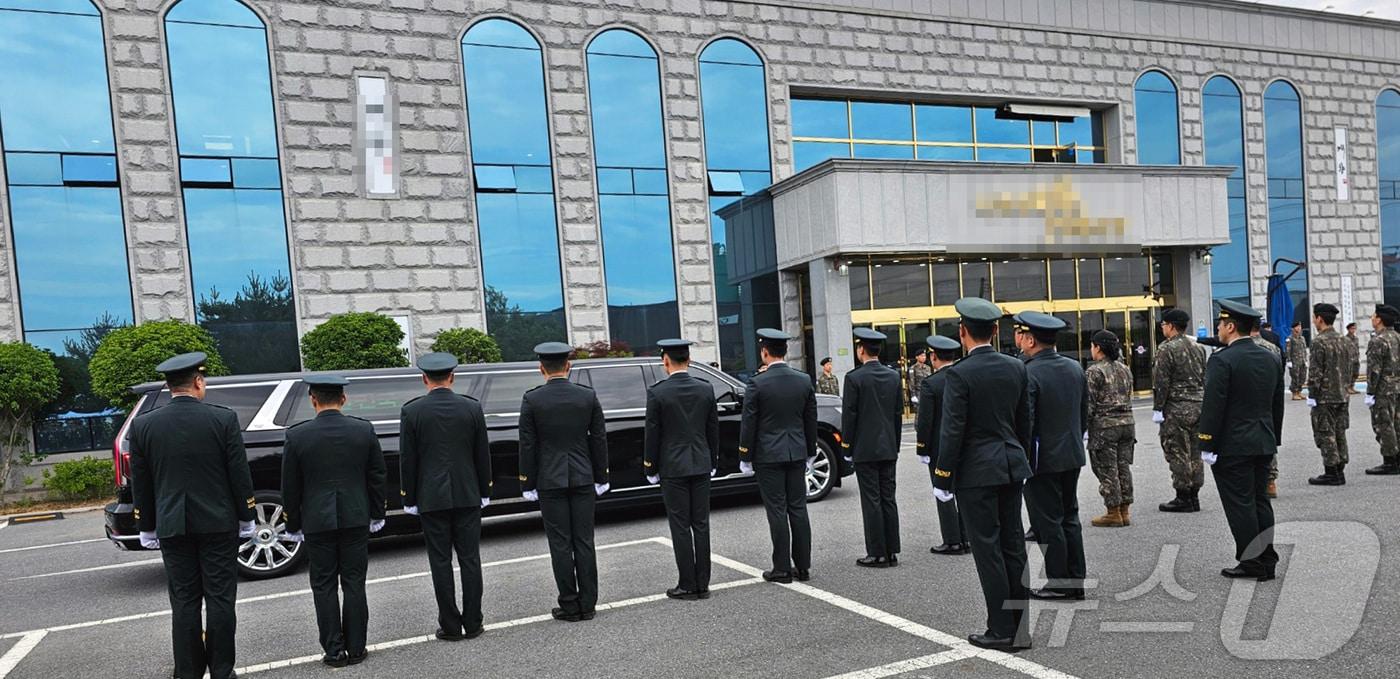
[
  {"left": 1134, "top": 70, "right": 1181, "bottom": 164},
  {"left": 699, "top": 38, "right": 772, "bottom": 372},
  {"left": 165, "top": 0, "right": 297, "bottom": 373},
  {"left": 1263, "top": 81, "right": 1308, "bottom": 321},
  {"left": 0, "top": 0, "right": 133, "bottom": 445},
  {"left": 1202, "top": 76, "right": 1248, "bottom": 305},
  {"left": 586, "top": 29, "right": 679, "bottom": 353},
  {"left": 1379, "top": 90, "right": 1400, "bottom": 308},
  {"left": 462, "top": 19, "right": 566, "bottom": 360}
]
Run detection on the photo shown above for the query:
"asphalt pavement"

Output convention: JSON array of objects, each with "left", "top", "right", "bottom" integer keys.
[{"left": 0, "top": 398, "right": 1396, "bottom": 679}]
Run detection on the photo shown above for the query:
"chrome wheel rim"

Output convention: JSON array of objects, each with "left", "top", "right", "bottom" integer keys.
[
  {"left": 237, "top": 501, "right": 300, "bottom": 572},
  {"left": 806, "top": 447, "right": 832, "bottom": 497}
]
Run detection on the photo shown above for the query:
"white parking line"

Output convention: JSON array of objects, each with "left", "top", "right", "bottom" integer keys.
[
  {"left": 708, "top": 553, "right": 1079, "bottom": 679},
  {"left": 0, "top": 538, "right": 114, "bottom": 556},
  {"left": 818, "top": 649, "right": 975, "bottom": 679},
  {"left": 0, "top": 631, "right": 45, "bottom": 679},
  {"left": 10, "top": 557, "right": 164, "bottom": 580}
]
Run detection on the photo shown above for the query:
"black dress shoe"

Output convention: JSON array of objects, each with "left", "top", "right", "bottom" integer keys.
[
  {"left": 1220, "top": 565, "right": 1274, "bottom": 582},
  {"left": 322, "top": 651, "right": 349, "bottom": 668},
  {"left": 435, "top": 628, "right": 467, "bottom": 641},
  {"left": 347, "top": 650, "right": 368, "bottom": 665},
  {"left": 1061, "top": 588, "right": 1086, "bottom": 601},
  {"left": 794, "top": 569, "right": 811, "bottom": 582},
  {"left": 550, "top": 608, "right": 582, "bottom": 622},
  {"left": 667, "top": 587, "right": 700, "bottom": 600},
  {"left": 463, "top": 625, "right": 485, "bottom": 639},
  {"left": 579, "top": 610, "right": 596, "bottom": 621},
  {"left": 856, "top": 555, "right": 892, "bottom": 568},
  {"left": 887, "top": 555, "right": 899, "bottom": 567},
  {"left": 763, "top": 570, "right": 793, "bottom": 583},
  {"left": 695, "top": 588, "right": 711, "bottom": 599},
  {"left": 968, "top": 633, "right": 1026, "bottom": 652},
  {"left": 1029, "top": 587, "right": 1072, "bottom": 600},
  {"left": 930, "top": 543, "right": 969, "bottom": 555}
]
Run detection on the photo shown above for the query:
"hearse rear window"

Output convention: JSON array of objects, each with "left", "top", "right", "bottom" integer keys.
[
  {"left": 481, "top": 372, "right": 546, "bottom": 415},
  {"left": 147, "top": 384, "right": 276, "bottom": 429}
]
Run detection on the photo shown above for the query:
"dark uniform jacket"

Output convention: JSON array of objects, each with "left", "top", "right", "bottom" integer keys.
[
  {"left": 643, "top": 371, "right": 720, "bottom": 478},
  {"left": 129, "top": 396, "right": 256, "bottom": 538},
  {"left": 399, "top": 388, "right": 492, "bottom": 511},
  {"left": 738, "top": 362, "right": 818, "bottom": 465},
  {"left": 840, "top": 359, "right": 903, "bottom": 462},
  {"left": 281, "top": 410, "right": 387, "bottom": 534},
  {"left": 519, "top": 377, "right": 609, "bottom": 492},
  {"left": 933, "top": 345, "right": 1033, "bottom": 490},
  {"left": 1198, "top": 338, "right": 1286, "bottom": 457},
  {"left": 915, "top": 365, "right": 952, "bottom": 459},
  {"left": 1023, "top": 349, "right": 1089, "bottom": 474}
]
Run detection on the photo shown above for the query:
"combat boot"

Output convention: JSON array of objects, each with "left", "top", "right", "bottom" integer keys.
[
  {"left": 1364, "top": 458, "right": 1400, "bottom": 475},
  {"left": 1336, "top": 464, "right": 1347, "bottom": 485},
  {"left": 1158, "top": 489, "right": 1197, "bottom": 513},
  {"left": 1120, "top": 503, "right": 1131, "bottom": 525},
  {"left": 1308, "top": 466, "right": 1344, "bottom": 486},
  {"left": 1188, "top": 488, "right": 1201, "bottom": 511},
  {"left": 1091, "top": 505, "right": 1124, "bottom": 527}
]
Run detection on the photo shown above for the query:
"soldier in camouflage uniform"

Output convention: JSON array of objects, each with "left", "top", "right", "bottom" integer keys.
[
  {"left": 1365, "top": 305, "right": 1400, "bottom": 476},
  {"left": 1250, "top": 324, "right": 1284, "bottom": 498},
  {"left": 1286, "top": 322, "right": 1309, "bottom": 400},
  {"left": 908, "top": 351, "right": 931, "bottom": 408},
  {"left": 1086, "top": 331, "right": 1135, "bottom": 528},
  {"left": 817, "top": 357, "right": 840, "bottom": 396},
  {"left": 1346, "top": 322, "right": 1361, "bottom": 394},
  {"left": 1151, "top": 308, "right": 1207, "bottom": 513},
  {"left": 1307, "top": 303, "right": 1352, "bottom": 486}
]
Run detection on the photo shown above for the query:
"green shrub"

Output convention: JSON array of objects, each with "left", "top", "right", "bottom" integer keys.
[
  {"left": 89, "top": 320, "right": 228, "bottom": 409},
  {"left": 574, "top": 340, "right": 634, "bottom": 359},
  {"left": 431, "top": 328, "right": 503, "bottom": 364},
  {"left": 42, "top": 456, "right": 114, "bottom": 500},
  {"left": 0, "top": 342, "right": 62, "bottom": 489},
  {"left": 300, "top": 312, "right": 409, "bottom": 371}
]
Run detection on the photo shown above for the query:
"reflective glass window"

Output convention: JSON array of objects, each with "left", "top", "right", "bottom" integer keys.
[
  {"left": 993, "top": 259, "right": 1047, "bottom": 303},
  {"left": 850, "top": 102, "right": 912, "bottom": 141},
  {"left": 791, "top": 99, "right": 848, "bottom": 139},
  {"left": 1050, "top": 259, "right": 1077, "bottom": 300},
  {"left": 1104, "top": 256, "right": 1149, "bottom": 297},
  {"left": 962, "top": 261, "right": 992, "bottom": 299},
  {"left": 166, "top": 0, "right": 297, "bottom": 374},
  {"left": 1381, "top": 89, "right": 1400, "bottom": 308},
  {"left": 853, "top": 143, "right": 913, "bottom": 159},
  {"left": 1079, "top": 258, "right": 1104, "bottom": 298},
  {"left": 916, "top": 105, "right": 973, "bottom": 143},
  {"left": 0, "top": 2, "right": 133, "bottom": 444},
  {"left": 1134, "top": 70, "right": 1181, "bottom": 164},
  {"left": 1203, "top": 76, "right": 1249, "bottom": 305},
  {"left": 463, "top": 19, "right": 567, "bottom": 360},
  {"left": 932, "top": 261, "right": 960, "bottom": 304},
  {"left": 849, "top": 261, "right": 871, "bottom": 311},
  {"left": 974, "top": 107, "right": 1028, "bottom": 146},
  {"left": 871, "top": 262, "right": 930, "bottom": 308},
  {"left": 1264, "top": 81, "right": 1309, "bottom": 321},
  {"left": 587, "top": 29, "right": 679, "bottom": 355},
  {"left": 794, "top": 141, "right": 848, "bottom": 171},
  {"left": 584, "top": 367, "right": 647, "bottom": 410}
]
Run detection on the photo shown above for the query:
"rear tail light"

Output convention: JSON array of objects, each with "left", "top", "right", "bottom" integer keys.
[{"left": 112, "top": 395, "right": 143, "bottom": 487}]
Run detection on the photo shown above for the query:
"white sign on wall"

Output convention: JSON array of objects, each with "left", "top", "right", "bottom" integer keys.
[
  {"left": 1335, "top": 127, "right": 1350, "bottom": 202},
  {"left": 357, "top": 74, "right": 398, "bottom": 197},
  {"left": 391, "top": 314, "right": 414, "bottom": 362},
  {"left": 1341, "top": 274, "right": 1355, "bottom": 330}
]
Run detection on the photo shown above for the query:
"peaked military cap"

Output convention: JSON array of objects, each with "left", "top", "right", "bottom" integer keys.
[
  {"left": 1011, "top": 311, "right": 1065, "bottom": 333},
  {"left": 416, "top": 352, "right": 459, "bottom": 375},
  {"left": 953, "top": 297, "right": 1002, "bottom": 324},
  {"left": 1313, "top": 302, "right": 1340, "bottom": 316},
  {"left": 532, "top": 342, "right": 574, "bottom": 361},
  {"left": 926, "top": 335, "right": 960, "bottom": 351},
  {"left": 1217, "top": 298, "right": 1262, "bottom": 321},
  {"left": 303, "top": 374, "right": 350, "bottom": 388},
  {"left": 756, "top": 328, "right": 791, "bottom": 341},
  {"left": 853, "top": 328, "right": 887, "bottom": 341},
  {"left": 657, "top": 338, "right": 693, "bottom": 350},
  {"left": 1162, "top": 308, "right": 1190, "bottom": 326},
  {"left": 155, "top": 351, "right": 207, "bottom": 376}
]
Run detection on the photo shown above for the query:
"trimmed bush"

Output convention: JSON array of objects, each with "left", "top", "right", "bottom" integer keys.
[
  {"left": 42, "top": 456, "right": 114, "bottom": 500},
  {"left": 300, "top": 312, "right": 409, "bottom": 371},
  {"left": 431, "top": 328, "right": 503, "bottom": 364},
  {"left": 0, "top": 342, "right": 62, "bottom": 489},
  {"left": 574, "top": 339, "right": 634, "bottom": 359},
  {"left": 89, "top": 320, "right": 227, "bottom": 409}
]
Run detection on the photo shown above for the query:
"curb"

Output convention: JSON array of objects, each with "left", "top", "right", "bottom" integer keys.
[{"left": 0, "top": 503, "right": 107, "bottom": 524}]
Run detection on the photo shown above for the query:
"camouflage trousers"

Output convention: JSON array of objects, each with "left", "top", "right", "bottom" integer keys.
[
  {"left": 1371, "top": 395, "right": 1400, "bottom": 461},
  {"left": 1160, "top": 405, "right": 1204, "bottom": 491},
  {"left": 1089, "top": 425, "right": 1135, "bottom": 507},
  {"left": 1311, "top": 402, "right": 1350, "bottom": 467},
  {"left": 1289, "top": 365, "right": 1307, "bottom": 394}
]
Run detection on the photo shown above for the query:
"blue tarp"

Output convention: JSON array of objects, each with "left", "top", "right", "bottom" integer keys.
[{"left": 1267, "top": 274, "right": 1293, "bottom": 334}]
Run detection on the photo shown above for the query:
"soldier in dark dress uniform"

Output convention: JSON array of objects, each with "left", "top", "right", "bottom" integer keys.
[
  {"left": 519, "top": 342, "right": 610, "bottom": 622},
  {"left": 917, "top": 335, "right": 968, "bottom": 555},
  {"left": 932, "top": 299, "right": 1033, "bottom": 652},
  {"left": 842, "top": 328, "right": 904, "bottom": 568},
  {"left": 399, "top": 352, "right": 493, "bottom": 641},
  {"left": 128, "top": 352, "right": 257, "bottom": 679},
  {"left": 739, "top": 328, "right": 818, "bottom": 584},
  {"left": 1013, "top": 311, "right": 1089, "bottom": 601},
  {"left": 1199, "top": 300, "right": 1285, "bottom": 581},
  {"left": 281, "top": 375, "right": 388, "bottom": 667},
  {"left": 644, "top": 339, "right": 720, "bottom": 600}
]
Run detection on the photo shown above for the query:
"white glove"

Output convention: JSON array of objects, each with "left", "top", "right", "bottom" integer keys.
[
  {"left": 933, "top": 488, "right": 955, "bottom": 503},
  {"left": 711, "top": 468, "right": 717, "bottom": 477},
  {"left": 522, "top": 490, "right": 539, "bottom": 502},
  {"left": 1082, "top": 432, "right": 1089, "bottom": 448},
  {"left": 480, "top": 497, "right": 491, "bottom": 509},
  {"left": 404, "top": 505, "right": 419, "bottom": 516},
  {"left": 739, "top": 461, "right": 754, "bottom": 474},
  {"left": 1306, "top": 398, "right": 1318, "bottom": 408},
  {"left": 843, "top": 456, "right": 853, "bottom": 465},
  {"left": 1201, "top": 451, "right": 1219, "bottom": 465},
  {"left": 1287, "top": 362, "right": 1293, "bottom": 370},
  {"left": 647, "top": 474, "right": 660, "bottom": 485},
  {"left": 369, "top": 520, "right": 384, "bottom": 534},
  {"left": 284, "top": 530, "right": 305, "bottom": 543},
  {"left": 1366, "top": 395, "right": 1376, "bottom": 407},
  {"left": 1151, "top": 410, "right": 1164, "bottom": 424},
  {"left": 594, "top": 482, "right": 610, "bottom": 496},
  {"left": 139, "top": 531, "right": 160, "bottom": 549},
  {"left": 918, "top": 455, "right": 930, "bottom": 465},
  {"left": 805, "top": 456, "right": 816, "bottom": 473},
  {"left": 238, "top": 520, "right": 256, "bottom": 538}
]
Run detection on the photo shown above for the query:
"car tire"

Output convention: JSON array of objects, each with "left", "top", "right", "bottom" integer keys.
[
  {"left": 236, "top": 490, "right": 306, "bottom": 580},
  {"left": 805, "top": 440, "right": 837, "bottom": 503}
]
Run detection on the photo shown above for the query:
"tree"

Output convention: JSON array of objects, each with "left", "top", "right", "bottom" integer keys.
[
  {"left": 300, "top": 312, "right": 409, "bottom": 371},
  {"left": 484, "top": 285, "right": 566, "bottom": 361},
  {"left": 0, "top": 342, "right": 61, "bottom": 491},
  {"left": 431, "top": 328, "right": 503, "bottom": 364},
  {"left": 574, "top": 339, "right": 634, "bottom": 359},
  {"left": 47, "top": 312, "right": 127, "bottom": 416},
  {"left": 89, "top": 320, "right": 229, "bottom": 409},
  {"left": 197, "top": 271, "right": 299, "bottom": 374}
]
